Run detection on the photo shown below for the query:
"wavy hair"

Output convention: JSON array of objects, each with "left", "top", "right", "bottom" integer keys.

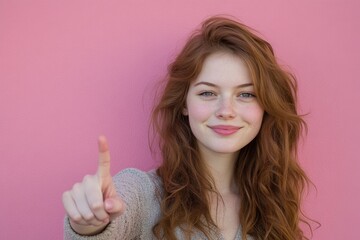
[{"left": 151, "top": 16, "right": 313, "bottom": 240}]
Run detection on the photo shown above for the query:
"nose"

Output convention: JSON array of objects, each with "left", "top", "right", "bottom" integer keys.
[{"left": 215, "top": 97, "right": 236, "bottom": 119}]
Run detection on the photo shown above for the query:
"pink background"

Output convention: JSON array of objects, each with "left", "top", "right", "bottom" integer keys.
[{"left": 1, "top": 1, "right": 359, "bottom": 239}]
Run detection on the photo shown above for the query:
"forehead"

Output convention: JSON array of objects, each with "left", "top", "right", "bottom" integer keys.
[{"left": 192, "top": 51, "right": 252, "bottom": 87}]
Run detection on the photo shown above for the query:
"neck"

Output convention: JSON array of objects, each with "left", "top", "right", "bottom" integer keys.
[{"left": 199, "top": 148, "right": 239, "bottom": 195}]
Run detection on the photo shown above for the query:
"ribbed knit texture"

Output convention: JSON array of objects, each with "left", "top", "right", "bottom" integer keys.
[{"left": 64, "top": 168, "right": 250, "bottom": 240}]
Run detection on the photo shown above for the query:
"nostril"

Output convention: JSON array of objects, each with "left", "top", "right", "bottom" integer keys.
[{"left": 216, "top": 102, "right": 236, "bottom": 119}]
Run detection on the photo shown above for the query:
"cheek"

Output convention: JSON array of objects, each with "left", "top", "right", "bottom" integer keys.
[
  {"left": 187, "top": 102, "right": 213, "bottom": 121},
  {"left": 242, "top": 104, "right": 264, "bottom": 126}
]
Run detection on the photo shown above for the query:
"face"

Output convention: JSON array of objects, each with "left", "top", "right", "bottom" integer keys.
[{"left": 184, "top": 51, "right": 264, "bottom": 160}]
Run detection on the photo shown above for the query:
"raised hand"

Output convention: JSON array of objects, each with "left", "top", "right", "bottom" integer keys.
[{"left": 62, "top": 136, "right": 125, "bottom": 235}]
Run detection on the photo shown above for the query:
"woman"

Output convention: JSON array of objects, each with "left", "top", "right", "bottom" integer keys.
[{"left": 63, "top": 16, "right": 312, "bottom": 239}]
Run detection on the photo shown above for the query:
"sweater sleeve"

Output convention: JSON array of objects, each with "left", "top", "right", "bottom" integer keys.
[{"left": 64, "top": 168, "right": 155, "bottom": 240}]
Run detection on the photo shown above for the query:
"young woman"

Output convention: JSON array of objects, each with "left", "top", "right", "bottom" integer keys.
[{"left": 63, "top": 16, "right": 312, "bottom": 240}]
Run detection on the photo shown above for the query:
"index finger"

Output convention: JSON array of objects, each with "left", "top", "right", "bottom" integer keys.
[{"left": 97, "top": 135, "right": 111, "bottom": 178}]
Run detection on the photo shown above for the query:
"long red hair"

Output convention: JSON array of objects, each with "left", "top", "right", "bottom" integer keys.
[{"left": 151, "top": 16, "right": 313, "bottom": 239}]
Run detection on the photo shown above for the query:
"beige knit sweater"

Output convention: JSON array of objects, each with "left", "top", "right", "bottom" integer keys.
[{"left": 64, "top": 168, "right": 250, "bottom": 240}]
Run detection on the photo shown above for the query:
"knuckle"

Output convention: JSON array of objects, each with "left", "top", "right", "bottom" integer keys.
[
  {"left": 70, "top": 214, "right": 82, "bottom": 223},
  {"left": 62, "top": 191, "right": 70, "bottom": 201},
  {"left": 72, "top": 182, "right": 82, "bottom": 191},
  {"left": 83, "top": 213, "right": 95, "bottom": 221},
  {"left": 83, "top": 174, "right": 93, "bottom": 182},
  {"left": 89, "top": 202, "right": 103, "bottom": 211},
  {"left": 72, "top": 218, "right": 85, "bottom": 225}
]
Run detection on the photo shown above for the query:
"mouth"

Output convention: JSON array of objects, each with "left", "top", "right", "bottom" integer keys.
[{"left": 208, "top": 125, "right": 241, "bottom": 136}]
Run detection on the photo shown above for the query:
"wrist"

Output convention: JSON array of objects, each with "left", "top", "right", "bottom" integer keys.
[{"left": 69, "top": 218, "right": 110, "bottom": 236}]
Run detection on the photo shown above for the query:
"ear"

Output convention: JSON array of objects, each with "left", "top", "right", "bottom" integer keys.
[{"left": 182, "top": 107, "right": 188, "bottom": 116}]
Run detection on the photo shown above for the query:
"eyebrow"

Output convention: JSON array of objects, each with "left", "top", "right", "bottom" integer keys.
[{"left": 194, "top": 81, "right": 253, "bottom": 88}]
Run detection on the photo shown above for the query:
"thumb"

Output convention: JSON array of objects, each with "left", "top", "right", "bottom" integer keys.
[
  {"left": 97, "top": 135, "right": 111, "bottom": 178},
  {"left": 104, "top": 197, "right": 125, "bottom": 216}
]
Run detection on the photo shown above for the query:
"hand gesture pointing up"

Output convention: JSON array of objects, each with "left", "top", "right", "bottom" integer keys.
[{"left": 62, "top": 136, "right": 125, "bottom": 235}]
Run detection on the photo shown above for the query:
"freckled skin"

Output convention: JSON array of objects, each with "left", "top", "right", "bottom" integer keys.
[{"left": 185, "top": 51, "right": 264, "bottom": 158}]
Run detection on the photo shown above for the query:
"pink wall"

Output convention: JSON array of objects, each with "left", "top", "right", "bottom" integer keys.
[{"left": 1, "top": 1, "right": 359, "bottom": 239}]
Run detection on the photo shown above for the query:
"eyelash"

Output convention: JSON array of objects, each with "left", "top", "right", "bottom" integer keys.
[
  {"left": 199, "top": 91, "right": 216, "bottom": 97},
  {"left": 238, "top": 92, "right": 256, "bottom": 98}
]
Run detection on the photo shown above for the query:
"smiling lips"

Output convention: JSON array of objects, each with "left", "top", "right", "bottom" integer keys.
[{"left": 209, "top": 125, "right": 241, "bottom": 136}]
